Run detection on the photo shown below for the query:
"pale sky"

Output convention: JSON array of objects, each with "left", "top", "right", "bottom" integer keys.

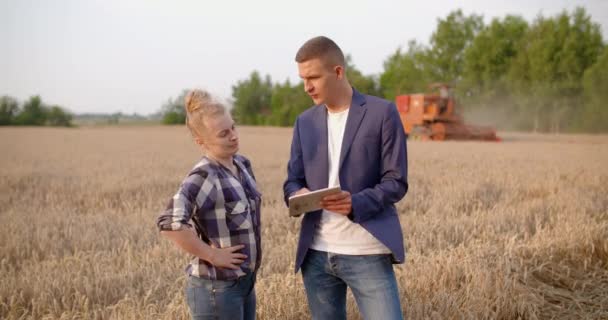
[{"left": 1, "top": 0, "right": 606, "bottom": 115}]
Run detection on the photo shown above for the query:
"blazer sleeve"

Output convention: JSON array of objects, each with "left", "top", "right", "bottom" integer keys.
[
  {"left": 283, "top": 117, "right": 307, "bottom": 206},
  {"left": 349, "top": 104, "right": 408, "bottom": 223}
]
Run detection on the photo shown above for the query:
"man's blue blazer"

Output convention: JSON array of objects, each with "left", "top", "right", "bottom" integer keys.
[{"left": 283, "top": 88, "right": 409, "bottom": 272}]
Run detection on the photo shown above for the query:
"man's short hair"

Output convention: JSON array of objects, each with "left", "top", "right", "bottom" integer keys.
[{"left": 295, "top": 36, "right": 346, "bottom": 69}]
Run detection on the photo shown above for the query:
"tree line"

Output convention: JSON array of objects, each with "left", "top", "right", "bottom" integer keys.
[
  {"left": 161, "top": 7, "right": 607, "bottom": 133},
  {"left": 0, "top": 95, "right": 73, "bottom": 127},
  {"left": 160, "top": 56, "right": 381, "bottom": 127}
]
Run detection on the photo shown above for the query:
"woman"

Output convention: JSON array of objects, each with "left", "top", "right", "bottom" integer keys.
[{"left": 157, "top": 89, "right": 261, "bottom": 320}]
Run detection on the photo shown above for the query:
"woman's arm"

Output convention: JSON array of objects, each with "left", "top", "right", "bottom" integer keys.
[
  {"left": 161, "top": 228, "right": 246, "bottom": 270},
  {"left": 157, "top": 168, "right": 247, "bottom": 270}
]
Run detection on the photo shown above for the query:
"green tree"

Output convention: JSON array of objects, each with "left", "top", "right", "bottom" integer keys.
[
  {"left": 345, "top": 55, "right": 381, "bottom": 97},
  {"left": 427, "top": 9, "right": 484, "bottom": 82},
  {"left": 508, "top": 7, "right": 603, "bottom": 132},
  {"left": 268, "top": 80, "right": 311, "bottom": 126},
  {"left": 15, "top": 96, "right": 46, "bottom": 125},
  {"left": 580, "top": 47, "right": 608, "bottom": 132},
  {"left": 379, "top": 10, "right": 483, "bottom": 101},
  {"left": 46, "top": 105, "right": 73, "bottom": 127},
  {"left": 0, "top": 96, "right": 19, "bottom": 125},
  {"left": 459, "top": 15, "right": 528, "bottom": 119},
  {"left": 462, "top": 15, "right": 528, "bottom": 96},
  {"left": 379, "top": 40, "right": 431, "bottom": 101},
  {"left": 161, "top": 90, "right": 188, "bottom": 125},
  {"left": 231, "top": 71, "right": 273, "bottom": 125}
]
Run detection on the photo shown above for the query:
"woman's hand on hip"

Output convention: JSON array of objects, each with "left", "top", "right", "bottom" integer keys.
[{"left": 208, "top": 244, "right": 247, "bottom": 270}]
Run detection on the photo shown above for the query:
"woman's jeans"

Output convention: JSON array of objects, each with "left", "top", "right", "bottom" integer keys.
[
  {"left": 185, "top": 272, "right": 256, "bottom": 320},
  {"left": 301, "top": 249, "right": 403, "bottom": 320}
]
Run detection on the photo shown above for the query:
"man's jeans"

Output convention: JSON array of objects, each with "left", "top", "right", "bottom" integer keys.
[
  {"left": 301, "top": 249, "right": 403, "bottom": 320},
  {"left": 185, "top": 272, "right": 256, "bottom": 320}
]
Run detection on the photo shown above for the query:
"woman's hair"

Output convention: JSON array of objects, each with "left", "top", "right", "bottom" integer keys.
[{"left": 184, "top": 89, "right": 226, "bottom": 138}]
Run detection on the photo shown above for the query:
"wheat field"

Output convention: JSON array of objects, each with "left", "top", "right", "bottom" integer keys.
[{"left": 1, "top": 126, "right": 607, "bottom": 320}]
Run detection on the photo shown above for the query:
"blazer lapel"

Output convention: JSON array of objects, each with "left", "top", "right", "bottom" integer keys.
[{"left": 339, "top": 89, "right": 367, "bottom": 169}]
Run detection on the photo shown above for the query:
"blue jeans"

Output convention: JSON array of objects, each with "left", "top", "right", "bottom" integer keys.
[
  {"left": 185, "top": 272, "right": 256, "bottom": 320},
  {"left": 301, "top": 249, "right": 403, "bottom": 320}
]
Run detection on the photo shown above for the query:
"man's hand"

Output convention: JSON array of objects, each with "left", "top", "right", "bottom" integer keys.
[
  {"left": 208, "top": 244, "right": 248, "bottom": 270},
  {"left": 320, "top": 191, "right": 352, "bottom": 216}
]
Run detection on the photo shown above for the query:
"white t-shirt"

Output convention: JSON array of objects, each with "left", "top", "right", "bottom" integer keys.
[{"left": 310, "top": 107, "right": 390, "bottom": 255}]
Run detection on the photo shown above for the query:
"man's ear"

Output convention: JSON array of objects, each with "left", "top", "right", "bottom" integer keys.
[
  {"left": 334, "top": 65, "right": 345, "bottom": 80},
  {"left": 194, "top": 137, "right": 204, "bottom": 146}
]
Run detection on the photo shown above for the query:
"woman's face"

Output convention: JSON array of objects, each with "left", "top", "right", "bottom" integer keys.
[{"left": 200, "top": 113, "right": 239, "bottom": 160}]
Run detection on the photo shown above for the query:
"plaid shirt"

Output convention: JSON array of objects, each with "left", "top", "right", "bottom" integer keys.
[{"left": 157, "top": 154, "right": 262, "bottom": 280}]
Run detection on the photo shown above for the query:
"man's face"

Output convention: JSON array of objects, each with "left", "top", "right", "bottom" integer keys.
[{"left": 298, "top": 58, "right": 340, "bottom": 106}]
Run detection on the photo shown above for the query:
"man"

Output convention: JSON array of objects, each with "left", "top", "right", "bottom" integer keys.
[{"left": 283, "top": 36, "right": 408, "bottom": 320}]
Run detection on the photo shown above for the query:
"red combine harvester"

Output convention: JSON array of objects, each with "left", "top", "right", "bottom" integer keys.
[{"left": 395, "top": 83, "right": 499, "bottom": 141}]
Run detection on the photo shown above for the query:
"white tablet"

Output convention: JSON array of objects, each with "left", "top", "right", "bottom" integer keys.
[{"left": 288, "top": 186, "right": 342, "bottom": 217}]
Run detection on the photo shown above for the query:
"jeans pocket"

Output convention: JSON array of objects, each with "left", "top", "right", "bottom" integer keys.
[
  {"left": 185, "top": 276, "right": 213, "bottom": 316},
  {"left": 212, "top": 278, "right": 239, "bottom": 292},
  {"left": 185, "top": 285, "right": 199, "bottom": 315},
  {"left": 187, "top": 275, "right": 209, "bottom": 288}
]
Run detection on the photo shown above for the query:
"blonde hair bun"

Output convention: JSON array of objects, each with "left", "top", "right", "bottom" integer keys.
[
  {"left": 184, "top": 89, "right": 213, "bottom": 114},
  {"left": 183, "top": 89, "right": 227, "bottom": 138}
]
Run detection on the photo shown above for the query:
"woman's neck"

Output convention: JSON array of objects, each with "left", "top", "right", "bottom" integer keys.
[{"left": 208, "top": 154, "right": 236, "bottom": 174}]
